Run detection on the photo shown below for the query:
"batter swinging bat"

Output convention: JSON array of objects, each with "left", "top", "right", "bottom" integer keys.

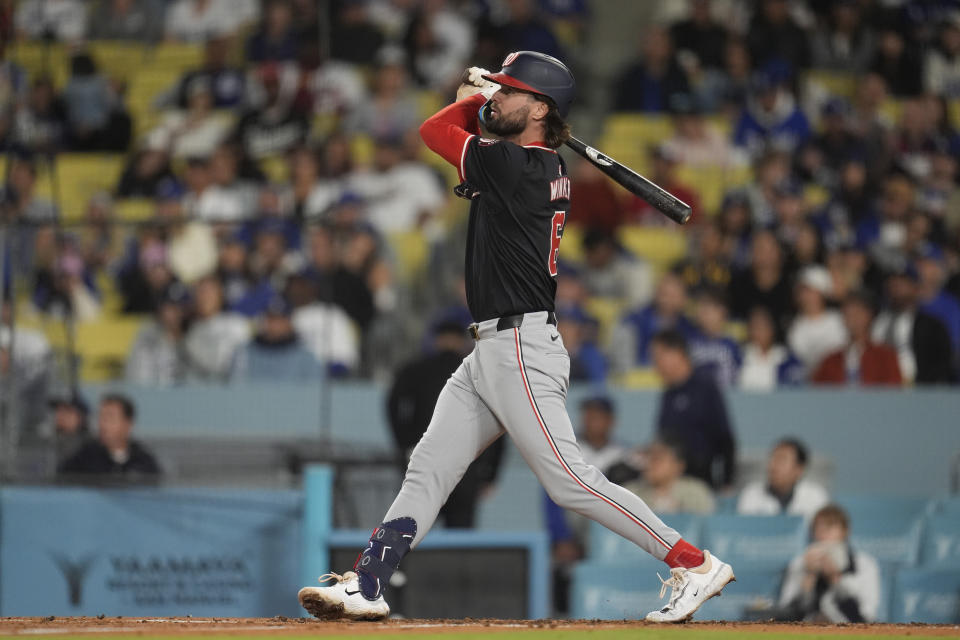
[{"left": 563, "top": 137, "right": 692, "bottom": 225}]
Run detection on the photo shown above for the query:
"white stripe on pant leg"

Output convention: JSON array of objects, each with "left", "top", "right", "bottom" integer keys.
[{"left": 512, "top": 328, "right": 673, "bottom": 552}]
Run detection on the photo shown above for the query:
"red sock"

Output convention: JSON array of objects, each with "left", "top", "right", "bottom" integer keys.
[{"left": 664, "top": 539, "right": 705, "bottom": 569}]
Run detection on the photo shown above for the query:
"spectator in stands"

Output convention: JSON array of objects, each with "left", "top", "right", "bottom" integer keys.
[
  {"left": 287, "top": 143, "right": 345, "bottom": 222},
  {"left": 612, "top": 271, "right": 696, "bottom": 370},
  {"left": 161, "top": 37, "right": 246, "bottom": 110},
  {"left": 869, "top": 27, "right": 923, "bottom": 97},
  {"left": 556, "top": 306, "right": 607, "bottom": 384},
  {"left": 917, "top": 252, "right": 960, "bottom": 355},
  {"left": 813, "top": 289, "right": 902, "bottom": 386},
  {"left": 88, "top": 0, "right": 164, "bottom": 42},
  {"left": 15, "top": 0, "right": 86, "bottom": 42},
  {"left": 624, "top": 436, "right": 715, "bottom": 515},
  {"left": 799, "top": 99, "right": 866, "bottom": 191},
  {"left": 567, "top": 157, "right": 626, "bottom": 232},
  {"left": 859, "top": 172, "right": 914, "bottom": 272},
  {"left": 787, "top": 266, "right": 847, "bottom": 375},
  {"left": 746, "top": 0, "right": 810, "bottom": 71},
  {"left": 346, "top": 51, "right": 420, "bottom": 140},
  {"left": 287, "top": 273, "right": 359, "bottom": 375},
  {"left": 301, "top": 222, "right": 373, "bottom": 332},
  {"left": 925, "top": 13, "right": 960, "bottom": 98},
  {"left": 0, "top": 301, "right": 51, "bottom": 440},
  {"left": 125, "top": 283, "right": 191, "bottom": 386},
  {"left": 626, "top": 144, "right": 701, "bottom": 225},
  {"left": 717, "top": 190, "right": 755, "bottom": 270},
  {"left": 329, "top": 0, "right": 385, "bottom": 65},
  {"left": 771, "top": 178, "right": 808, "bottom": 253},
  {"left": 1, "top": 154, "right": 58, "bottom": 224},
  {"left": 476, "top": 0, "right": 564, "bottom": 67},
  {"left": 32, "top": 231, "right": 102, "bottom": 322},
  {"left": 58, "top": 394, "right": 161, "bottom": 478},
  {"left": 663, "top": 94, "right": 746, "bottom": 168},
  {"left": 873, "top": 266, "right": 955, "bottom": 384},
  {"left": 233, "top": 64, "right": 309, "bottom": 160},
  {"left": 388, "top": 320, "right": 503, "bottom": 528},
  {"left": 793, "top": 222, "right": 824, "bottom": 272},
  {"left": 116, "top": 224, "right": 176, "bottom": 314},
  {"left": 206, "top": 143, "right": 259, "bottom": 218},
  {"left": 697, "top": 37, "right": 753, "bottom": 113},
  {"left": 651, "top": 329, "right": 736, "bottom": 490},
  {"left": 48, "top": 393, "right": 89, "bottom": 463},
  {"left": 737, "top": 438, "right": 830, "bottom": 518},
  {"left": 778, "top": 505, "right": 881, "bottom": 622},
  {"left": 689, "top": 287, "right": 742, "bottom": 387},
  {"left": 230, "top": 295, "right": 325, "bottom": 382},
  {"left": 732, "top": 66, "right": 811, "bottom": 159},
  {"left": 403, "top": 0, "right": 475, "bottom": 93},
  {"left": 350, "top": 133, "right": 447, "bottom": 234},
  {"left": 115, "top": 131, "right": 177, "bottom": 199},
  {"left": 579, "top": 228, "right": 653, "bottom": 309},
  {"left": 849, "top": 74, "right": 896, "bottom": 183},
  {"left": 153, "top": 77, "right": 231, "bottom": 160},
  {"left": 181, "top": 155, "right": 249, "bottom": 223},
  {"left": 164, "top": 0, "right": 256, "bottom": 43},
  {"left": 669, "top": 0, "right": 727, "bottom": 73},
  {"left": 613, "top": 25, "right": 690, "bottom": 113},
  {"left": 920, "top": 145, "right": 960, "bottom": 225},
  {"left": 813, "top": 157, "right": 876, "bottom": 254},
  {"left": 184, "top": 275, "right": 250, "bottom": 382},
  {"left": 304, "top": 42, "right": 369, "bottom": 120},
  {"left": 13, "top": 75, "right": 65, "bottom": 154},
  {"left": 61, "top": 53, "right": 131, "bottom": 152},
  {"left": 246, "top": 0, "right": 298, "bottom": 63},
  {"left": 809, "top": 0, "right": 875, "bottom": 73},
  {"left": 745, "top": 148, "right": 792, "bottom": 228},
  {"left": 739, "top": 306, "right": 802, "bottom": 390},
  {"left": 674, "top": 223, "right": 734, "bottom": 295},
  {"left": 217, "top": 233, "right": 275, "bottom": 317},
  {"left": 729, "top": 229, "right": 794, "bottom": 327}
]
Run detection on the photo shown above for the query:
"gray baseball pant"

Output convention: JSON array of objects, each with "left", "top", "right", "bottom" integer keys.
[{"left": 383, "top": 311, "right": 682, "bottom": 560}]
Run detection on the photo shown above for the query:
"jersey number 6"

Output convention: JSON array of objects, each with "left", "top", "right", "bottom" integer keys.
[{"left": 548, "top": 211, "right": 566, "bottom": 277}]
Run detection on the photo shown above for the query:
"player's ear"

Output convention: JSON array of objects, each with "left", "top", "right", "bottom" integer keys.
[{"left": 530, "top": 99, "right": 549, "bottom": 121}]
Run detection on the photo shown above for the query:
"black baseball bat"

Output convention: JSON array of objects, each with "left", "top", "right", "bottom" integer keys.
[{"left": 563, "top": 136, "right": 692, "bottom": 225}]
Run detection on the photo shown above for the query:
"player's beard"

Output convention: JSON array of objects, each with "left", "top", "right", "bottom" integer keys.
[{"left": 485, "top": 104, "right": 530, "bottom": 137}]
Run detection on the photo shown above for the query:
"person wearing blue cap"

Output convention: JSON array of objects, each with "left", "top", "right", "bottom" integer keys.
[
  {"left": 229, "top": 294, "right": 325, "bottom": 382},
  {"left": 732, "top": 64, "right": 811, "bottom": 159}
]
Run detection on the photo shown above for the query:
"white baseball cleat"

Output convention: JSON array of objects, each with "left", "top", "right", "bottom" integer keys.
[
  {"left": 298, "top": 571, "right": 390, "bottom": 621},
  {"left": 645, "top": 551, "right": 735, "bottom": 623}
]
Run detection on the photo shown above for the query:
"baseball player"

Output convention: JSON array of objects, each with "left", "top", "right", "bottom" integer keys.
[{"left": 298, "top": 51, "right": 735, "bottom": 623}]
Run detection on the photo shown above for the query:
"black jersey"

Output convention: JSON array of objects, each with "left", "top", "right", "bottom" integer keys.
[{"left": 461, "top": 137, "right": 571, "bottom": 322}]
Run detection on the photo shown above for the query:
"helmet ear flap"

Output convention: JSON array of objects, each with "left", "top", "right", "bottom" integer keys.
[{"left": 478, "top": 99, "right": 494, "bottom": 126}]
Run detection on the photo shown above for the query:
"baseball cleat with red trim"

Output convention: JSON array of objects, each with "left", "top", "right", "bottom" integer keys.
[
  {"left": 298, "top": 572, "right": 389, "bottom": 621},
  {"left": 645, "top": 551, "right": 735, "bottom": 623}
]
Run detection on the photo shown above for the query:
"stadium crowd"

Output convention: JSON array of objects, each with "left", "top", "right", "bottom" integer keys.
[{"left": 1, "top": 0, "right": 959, "bottom": 413}]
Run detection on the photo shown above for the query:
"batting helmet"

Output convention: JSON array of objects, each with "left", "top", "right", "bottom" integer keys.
[{"left": 483, "top": 51, "right": 576, "bottom": 118}]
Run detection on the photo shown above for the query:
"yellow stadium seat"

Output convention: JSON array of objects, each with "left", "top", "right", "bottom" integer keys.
[
  {"left": 599, "top": 114, "right": 675, "bottom": 176},
  {"left": 55, "top": 154, "right": 126, "bottom": 221},
  {"left": 583, "top": 296, "right": 626, "bottom": 349},
  {"left": 616, "top": 226, "right": 688, "bottom": 273},
  {"left": 115, "top": 198, "right": 155, "bottom": 222},
  {"left": 387, "top": 230, "right": 429, "bottom": 283},
  {"left": 75, "top": 316, "right": 146, "bottom": 381},
  {"left": 614, "top": 367, "right": 662, "bottom": 390},
  {"left": 804, "top": 183, "right": 831, "bottom": 210},
  {"left": 8, "top": 42, "right": 69, "bottom": 87},
  {"left": 260, "top": 155, "right": 289, "bottom": 184},
  {"left": 879, "top": 99, "right": 904, "bottom": 127},
  {"left": 142, "top": 43, "right": 204, "bottom": 76},
  {"left": 950, "top": 100, "right": 960, "bottom": 130},
  {"left": 350, "top": 134, "right": 375, "bottom": 168},
  {"left": 805, "top": 70, "right": 857, "bottom": 99},
  {"left": 676, "top": 164, "right": 756, "bottom": 217},
  {"left": 415, "top": 90, "right": 444, "bottom": 120},
  {"left": 88, "top": 42, "right": 145, "bottom": 81},
  {"left": 126, "top": 68, "right": 183, "bottom": 137},
  {"left": 559, "top": 223, "right": 584, "bottom": 264}
]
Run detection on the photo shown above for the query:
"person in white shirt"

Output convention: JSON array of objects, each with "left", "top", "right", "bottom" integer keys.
[
  {"left": 924, "top": 14, "right": 960, "bottom": 98},
  {"left": 778, "top": 505, "right": 881, "bottom": 622},
  {"left": 286, "top": 274, "right": 359, "bottom": 374},
  {"left": 739, "top": 306, "right": 795, "bottom": 391},
  {"left": 164, "top": 0, "right": 256, "bottom": 42},
  {"left": 15, "top": 0, "right": 86, "bottom": 42},
  {"left": 185, "top": 276, "right": 251, "bottom": 381},
  {"left": 737, "top": 438, "right": 829, "bottom": 518},
  {"left": 152, "top": 77, "right": 232, "bottom": 160},
  {"left": 787, "top": 265, "right": 847, "bottom": 374}
]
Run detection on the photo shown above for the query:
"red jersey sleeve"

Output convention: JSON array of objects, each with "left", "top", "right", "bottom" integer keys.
[{"left": 419, "top": 94, "right": 486, "bottom": 182}]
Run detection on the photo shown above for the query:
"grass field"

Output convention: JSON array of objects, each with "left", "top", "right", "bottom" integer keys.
[{"left": 2, "top": 619, "right": 959, "bottom": 639}]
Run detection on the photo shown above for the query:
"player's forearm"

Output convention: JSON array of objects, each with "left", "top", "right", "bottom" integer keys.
[{"left": 419, "top": 94, "right": 486, "bottom": 170}]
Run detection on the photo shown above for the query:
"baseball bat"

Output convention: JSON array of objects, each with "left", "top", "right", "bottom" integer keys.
[{"left": 563, "top": 136, "right": 692, "bottom": 225}]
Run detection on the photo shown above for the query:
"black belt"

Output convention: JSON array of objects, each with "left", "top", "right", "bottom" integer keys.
[{"left": 469, "top": 312, "right": 557, "bottom": 339}]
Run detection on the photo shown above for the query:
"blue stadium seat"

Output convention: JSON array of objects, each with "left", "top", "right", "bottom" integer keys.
[
  {"left": 587, "top": 514, "right": 701, "bottom": 562},
  {"left": 701, "top": 515, "right": 806, "bottom": 566},
  {"left": 849, "top": 514, "right": 922, "bottom": 566},
  {"left": 835, "top": 495, "right": 929, "bottom": 522},
  {"left": 571, "top": 559, "right": 783, "bottom": 621},
  {"left": 920, "top": 515, "right": 960, "bottom": 567},
  {"left": 890, "top": 568, "right": 960, "bottom": 623}
]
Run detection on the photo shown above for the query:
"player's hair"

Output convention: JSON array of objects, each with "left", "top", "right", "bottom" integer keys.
[
  {"left": 812, "top": 504, "right": 850, "bottom": 533},
  {"left": 541, "top": 102, "right": 571, "bottom": 149},
  {"left": 774, "top": 437, "right": 809, "bottom": 467},
  {"left": 101, "top": 393, "right": 136, "bottom": 422}
]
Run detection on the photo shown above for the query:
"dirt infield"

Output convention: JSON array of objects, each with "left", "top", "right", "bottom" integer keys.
[{"left": 2, "top": 617, "right": 959, "bottom": 637}]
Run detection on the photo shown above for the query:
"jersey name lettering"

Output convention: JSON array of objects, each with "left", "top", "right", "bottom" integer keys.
[{"left": 549, "top": 176, "right": 571, "bottom": 202}]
